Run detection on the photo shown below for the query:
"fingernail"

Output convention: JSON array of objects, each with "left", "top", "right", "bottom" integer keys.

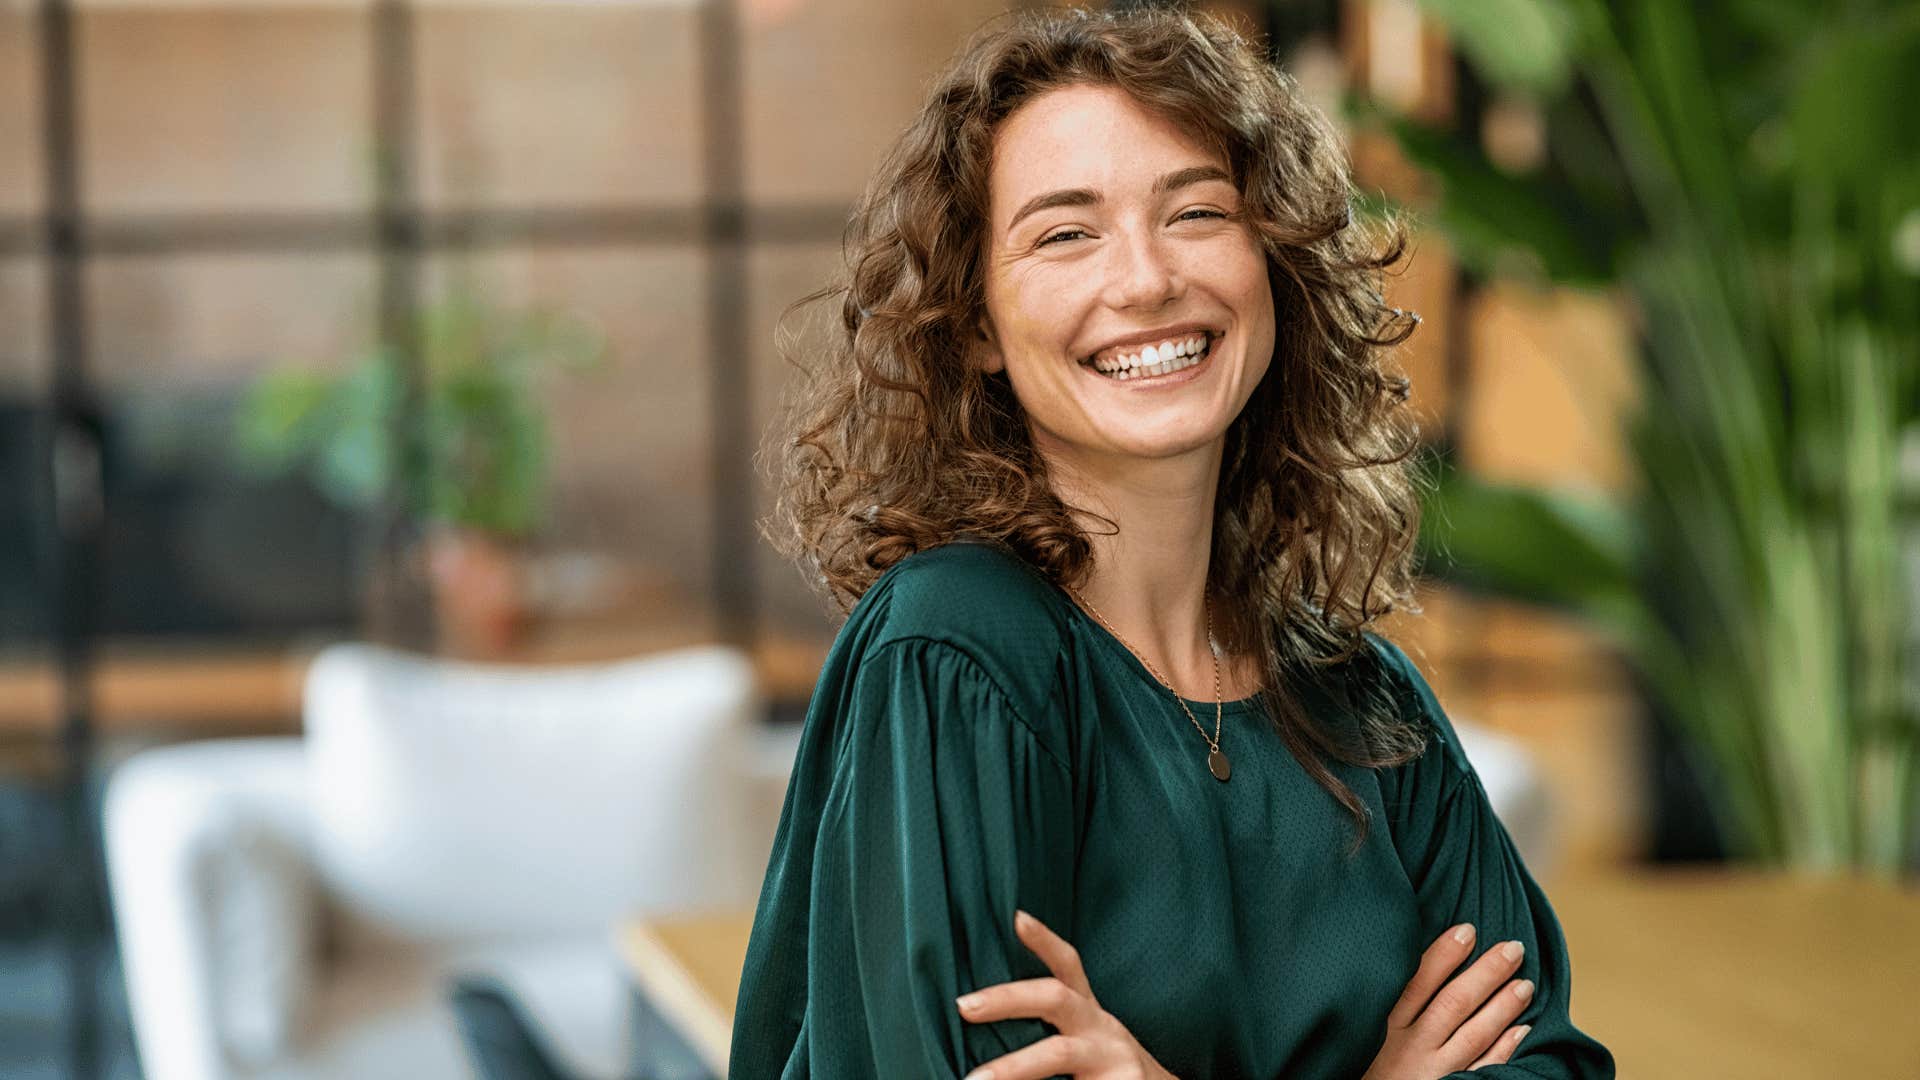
[
  {"left": 956, "top": 994, "right": 981, "bottom": 1012},
  {"left": 1451, "top": 923, "right": 1474, "bottom": 945},
  {"left": 1014, "top": 910, "right": 1033, "bottom": 930},
  {"left": 1513, "top": 980, "right": 1534, "bottom": 1001},
  {"left": 1501, "top": 940, "right": 1525, "bottom": 962},
  {"left": 963, "top": 1070, "right": 995, "bottom": 1080},
  {"left": 1513, "top": 1024, "right": 1532, "bottom": 1043}
]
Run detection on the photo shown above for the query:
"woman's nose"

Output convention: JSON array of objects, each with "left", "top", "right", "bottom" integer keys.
[{"left": 1103, "top": 228, "right": 1182, "bottom": 310}]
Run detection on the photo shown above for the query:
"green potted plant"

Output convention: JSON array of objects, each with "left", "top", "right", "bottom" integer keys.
[
  {"left": 232, "top": 279, "right": 608, "bottom": 657},
  {"left": 1347, "top": 0, "right": 1918, "bottom": 874}
]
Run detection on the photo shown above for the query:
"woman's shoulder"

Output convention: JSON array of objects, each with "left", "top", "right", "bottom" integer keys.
[
  {"left": 843, "top": 538, "right": 1074, "bottom": 710},
  {"left": 1356, "top": 629, "right": 1475, "bottom": 780}
]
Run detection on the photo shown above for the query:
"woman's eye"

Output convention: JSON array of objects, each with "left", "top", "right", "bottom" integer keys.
[{"left": 1037, "top": 210, "right": 1225, "bottom": 248}]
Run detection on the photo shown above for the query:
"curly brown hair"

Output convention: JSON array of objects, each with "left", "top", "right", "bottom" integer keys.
[{"left": 759, "top": 5, "right": 1432, "bottom": 853}]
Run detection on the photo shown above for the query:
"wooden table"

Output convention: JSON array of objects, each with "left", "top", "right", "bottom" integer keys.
[
  {"left": 1544, "top": 865, "right": 1920, "bottom": 1078},
  {"left": 616, "top": 912, "right": 755, "bottom": 1078},
  {"left": 615, "top": 866, "right": 1920, "bottom": 1079}
]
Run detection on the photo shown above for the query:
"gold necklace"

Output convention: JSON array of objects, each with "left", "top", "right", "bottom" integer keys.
[{"left": 1067, "top": 585, "right": 1231, "bottom": 783}]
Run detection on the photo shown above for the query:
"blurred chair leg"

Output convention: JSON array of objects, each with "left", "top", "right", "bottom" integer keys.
[{"left": 449, "top": 975, "right": 578, "bottom": 1080}]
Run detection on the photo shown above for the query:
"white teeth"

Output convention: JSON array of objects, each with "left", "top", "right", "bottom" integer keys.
[
  {"left": 1088, "top": 333, "right": 1213, "bottom": 373},
  {"left": 1089, "top": 335, "right": 1213, "bottom": 381}
]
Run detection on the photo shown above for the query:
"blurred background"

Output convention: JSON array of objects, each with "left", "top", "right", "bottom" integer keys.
[{"left": 0, "top": 0, "right": 1913, "bottom": 1077}]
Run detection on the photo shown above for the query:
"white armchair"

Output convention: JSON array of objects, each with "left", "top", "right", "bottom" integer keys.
[{"left": 104, "top": 642, "right": 772, "bottom": 1080}]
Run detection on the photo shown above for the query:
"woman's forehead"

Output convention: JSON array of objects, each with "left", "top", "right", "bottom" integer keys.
[
  {"left": 994, "top": 84, "right": 1219, "bottom": 171},
  {"left": 988, "top": 86, "right": 1231, "bottom": 228}
]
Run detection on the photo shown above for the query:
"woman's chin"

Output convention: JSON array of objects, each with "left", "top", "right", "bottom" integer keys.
[{"left": 1080, "top": 422, "right": 1231, "bottom": 463}]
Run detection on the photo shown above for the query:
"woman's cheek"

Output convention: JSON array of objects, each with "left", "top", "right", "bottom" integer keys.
[
  {"left": 1024, "top": 270, "right": 1100, "bottom": 329},
  {"left": 1006, "top": 258, "right": 1084, "bottom": 311}
]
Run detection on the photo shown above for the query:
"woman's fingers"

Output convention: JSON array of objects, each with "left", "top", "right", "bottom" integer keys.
[
  {"left": 1012, "top": 909, "right": 1094, "bottom": 997},
  {"left": 1442, "top": 974, "right": 1535, "bottom": 1063},
  {"left": 1467, "top": 1024, "right": 1532, "bottom": 1070},
  {"left": 955, "top": 976, "right": 1088, "bottom": 1029},
  {"left": 1370, "top": 928, "right": 1537, "bottom": 1080},
  {"left": 1387, "top": 923, "right": 1476, "bottom": 1029},
  {"left": 1415, "top": 937, "right": 1528, "bottom": 1045},
  {"left": 954, "top": 913, "right": 1097, "bottom": 1034},
  {"left": 957, "top": 912, "right": 1170, "bottom": 1079},
  {"left": 963, "top": 1033, "right": 1086, "bottom": 1080}
]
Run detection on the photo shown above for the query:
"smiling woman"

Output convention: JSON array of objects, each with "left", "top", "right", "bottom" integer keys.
[{"left": 734, "top": 7, "right": 1614, "bottom": 1080}]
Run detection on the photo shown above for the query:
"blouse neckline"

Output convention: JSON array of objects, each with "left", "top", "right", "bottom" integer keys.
[
  {"left": 938, "top": 539, "right": 1267, "bottom": 714},
  {"left": 1046, "top": 582, "right": 1267, "bottom": 715}
]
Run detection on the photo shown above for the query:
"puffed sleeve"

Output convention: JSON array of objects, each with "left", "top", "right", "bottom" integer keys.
[
  {"left": 809, "top": 637, "right": 1078, "bottom": 1077},
  {"left": 1371, "top": 635, "right": 1616, "bottom": 1079}
]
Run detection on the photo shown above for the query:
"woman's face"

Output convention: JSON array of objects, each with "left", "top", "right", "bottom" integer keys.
[{"left": 976, "top": 83, "right": 1275, "bottom": 467}]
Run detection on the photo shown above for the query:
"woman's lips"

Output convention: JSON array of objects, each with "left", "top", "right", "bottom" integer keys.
[{"left": 1080, "top": 333, "right": 1221, "bottom": 388}]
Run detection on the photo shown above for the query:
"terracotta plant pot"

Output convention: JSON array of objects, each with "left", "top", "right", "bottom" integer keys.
[{"left": 425, "top": 525, "right": 530, "bottom": 659}]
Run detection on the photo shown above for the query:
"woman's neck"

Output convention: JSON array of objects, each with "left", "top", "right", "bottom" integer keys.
[{"left": 1038, "top": 434, "right": 1231, "bottom": 699}]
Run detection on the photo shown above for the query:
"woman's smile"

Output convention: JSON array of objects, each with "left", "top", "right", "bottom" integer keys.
[{"left": 1078, "top": 330, "right": 1224, "bottom": 389}]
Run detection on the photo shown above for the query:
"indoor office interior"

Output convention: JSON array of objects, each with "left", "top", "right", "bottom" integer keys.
[{"left": 0, "top": 0, "right": 1914, "bottom": 1078}]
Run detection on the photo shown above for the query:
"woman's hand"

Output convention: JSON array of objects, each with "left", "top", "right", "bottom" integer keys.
[
  {"left": 1362, "top": 923, "right": 1535, "bottom": 1079},
  {"left": 954, "top": 909, "right": 1176, "bottom": 1080}
]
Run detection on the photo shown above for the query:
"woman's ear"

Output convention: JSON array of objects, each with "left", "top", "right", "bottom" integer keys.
[{"left": 969, "top": 317, "right": 1006, "bottom": 375}]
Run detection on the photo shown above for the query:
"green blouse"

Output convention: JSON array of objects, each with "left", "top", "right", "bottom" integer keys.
[{"left": 730, "top": 540, "right": 1613, "bottom": 1079}]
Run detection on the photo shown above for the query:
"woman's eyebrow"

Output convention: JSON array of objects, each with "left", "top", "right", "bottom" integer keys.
[{"left": 1005, "top": 164, "right": 1232, "bottom": 232}]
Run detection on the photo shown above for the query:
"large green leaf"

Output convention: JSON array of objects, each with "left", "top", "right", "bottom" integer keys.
[
  {"left": 1382, "top": 113, "right": 1619, "bottom": 284},
  {"left": 1414, "top": 453, "right": 1640, "bottom": 629},
  {"left": 1790, "top": 15, "right": 1920, "bottom": 188},
  {"left": 1418, "top": 0, "right": 1582, "bottom": 96}
]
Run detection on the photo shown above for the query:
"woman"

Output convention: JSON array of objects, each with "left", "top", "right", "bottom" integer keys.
[{"left": 731, "top": 8, "right": 1614, "bottom": 1080}]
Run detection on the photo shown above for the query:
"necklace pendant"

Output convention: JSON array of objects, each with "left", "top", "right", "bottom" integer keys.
[{"left": 1207, "top": 747, "right": 1232, "bottom": 782}]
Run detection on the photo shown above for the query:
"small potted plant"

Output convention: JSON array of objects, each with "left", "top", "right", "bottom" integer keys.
[{"left": 233, "top": 280, "right": 607, "bottom": 657}]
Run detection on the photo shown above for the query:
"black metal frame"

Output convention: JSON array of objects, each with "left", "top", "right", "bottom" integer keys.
[{"left": 9, "top": 1, "right": 850, "bottom": 1075}]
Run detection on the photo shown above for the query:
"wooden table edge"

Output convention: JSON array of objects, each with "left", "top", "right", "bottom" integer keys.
[{"left": 614, "top": 919, "right": 736, "bottom": 1078}]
